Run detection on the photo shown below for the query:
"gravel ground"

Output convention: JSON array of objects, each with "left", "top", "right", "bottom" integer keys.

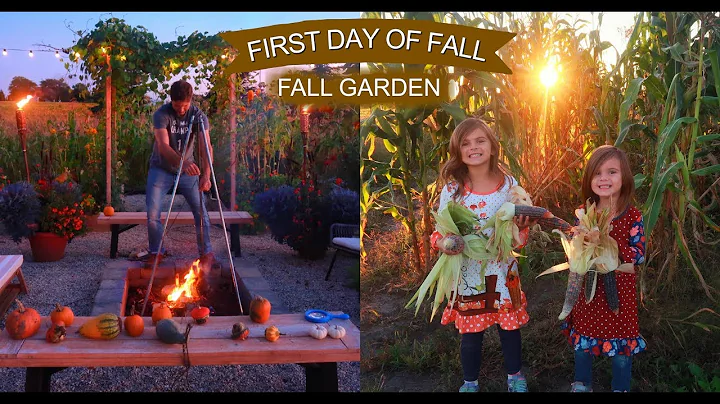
[{"left": 0, "top": 194, "right": 360, "bottom": 392}]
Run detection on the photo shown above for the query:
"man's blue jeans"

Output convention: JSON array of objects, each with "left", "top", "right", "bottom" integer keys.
[
  {"left": 146, "top": 166, "right": 212, "bottom": 256},
  {"left": 574, "top": 349, "right": 633, "bottom": 391}
]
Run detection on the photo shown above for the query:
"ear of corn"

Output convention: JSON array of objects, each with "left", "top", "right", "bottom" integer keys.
[
  {"left": 585, "top": 269, "right": 598, "bottom": 303},
  {"left": 603, "top": 272, "right": 620, "bottom": 314},
  {"left": 513, "top": 204, "right": 573, "bottom": 234},
  {"left": 559, "top": 271, "right": 584, "bottom": 320}
]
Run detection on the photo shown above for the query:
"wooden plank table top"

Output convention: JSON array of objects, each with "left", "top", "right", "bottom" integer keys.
[
  {"left": 0, "top": 313, "right": 359, "bottom": 368},
  {"left": 97, "top": 211, "right": 253, "bottom": 225},
  {"left": 0, "top": 255, "right": 24, "bottom": 291}
]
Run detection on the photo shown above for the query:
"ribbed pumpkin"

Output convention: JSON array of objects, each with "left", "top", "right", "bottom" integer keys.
[
  {"left": 50, "top": 303, "right": 75, "bottom": 326},
  {"left": 78, "top": 313, "right": 122, "bottom": 340},
  {"left": 124, "top": 306, "right": 144, "bottom": 337},
  {"left": 249, "top": 295, "right": 271, "bottom": 324},
  {"left": 5, "top": 299, "right": 41, "bottom": 340},
  {"left": 152, "top": 302, "right": 172, "bottom": 325}
]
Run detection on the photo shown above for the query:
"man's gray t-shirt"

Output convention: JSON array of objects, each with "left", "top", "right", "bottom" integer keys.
[{"left": 149, "top": 103, "right": 210, "bottom": 173}]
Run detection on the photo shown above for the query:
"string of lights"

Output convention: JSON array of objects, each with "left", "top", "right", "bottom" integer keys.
[{"left": 1, "top": 47, "right": 64, "bottom": 58}]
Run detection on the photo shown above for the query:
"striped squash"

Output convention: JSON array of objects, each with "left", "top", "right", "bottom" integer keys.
[{"left": 78, "top": 313, "right": 122, "bottom": 340}]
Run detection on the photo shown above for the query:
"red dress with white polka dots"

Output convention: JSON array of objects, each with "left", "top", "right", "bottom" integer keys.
[{"left": 562, "top": 205, "right": 648, "bottom": 357}]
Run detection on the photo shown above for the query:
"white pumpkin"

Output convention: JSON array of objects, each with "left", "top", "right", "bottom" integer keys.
[
  {"left": 327, "top": 324, "right": 346, "bottom": 339},
  {"left": 308, "top": 324, "right": 327, "bottom": 340}
]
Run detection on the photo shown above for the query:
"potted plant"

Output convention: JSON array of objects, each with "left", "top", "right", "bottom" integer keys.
[
  {"left": 80, "top": 193, "right": 101, "bottom": 231},
  {"left": 253, "top": 180, "right": 332, "bottom": 260},
  {"left": 0, "top": 175, "right": 90, "bottom": 262}
]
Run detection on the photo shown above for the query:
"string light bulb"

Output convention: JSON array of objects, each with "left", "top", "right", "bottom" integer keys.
[
  {"left": 2, "top": 49, "right": 6, "bottom": 56},
  {"left": 28, "top": 50, "right": 33, "bottom": 57},
  {"left": 55, "top": 50, "right": 59, "bottom": 58}
]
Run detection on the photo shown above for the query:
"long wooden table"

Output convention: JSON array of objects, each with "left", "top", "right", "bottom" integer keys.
[
  {"left": 0, "top": 313, "right": 359, "bottom": 392},
  {"left": 96, "top": 211, "right": 253, "bottom": 258}
]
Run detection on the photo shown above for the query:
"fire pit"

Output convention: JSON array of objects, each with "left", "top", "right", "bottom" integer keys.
[{"left": 124, "top": 259, "right": 244, "bottom": 317}]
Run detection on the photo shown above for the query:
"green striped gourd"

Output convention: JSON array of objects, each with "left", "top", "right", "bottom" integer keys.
[{"left": 78, "top": 313, "right": 122, "bottom": 340}]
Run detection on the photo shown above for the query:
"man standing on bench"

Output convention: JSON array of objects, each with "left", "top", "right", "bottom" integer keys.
[{"left": 145, "top": 80, "right": 216, "bottom": 271}]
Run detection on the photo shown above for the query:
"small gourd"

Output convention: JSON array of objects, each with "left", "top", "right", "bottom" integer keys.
[
  {"left": 308, "top": 324, "right": 327, "bottom": 340},
  {"left": 155, "top": 318, "right": 190, "bottom": 344},
  {"left": 103, "top": 205, "right": 115, "bottom": 216},
  {"left": 152, "top": 302, "right": 172, "bottom": 325},
  {"left": 327, "top": 324, "right": 346, "bottom": 339},
  {"left": 231, "top": 322, "right": 250, "bottom": 341},
  {"left": 124, "top": 306, "right": 144, "bottom": 337},
  {"left": 45, "top": 321, "right": 67, "bottom": 343},
  {"left": 5, "top": 299, "right": 42, "bottom": 340},
  {"left": 264, "top": 325, "right": 281, "bottom": 342},
  {"left": 50, "top": 303, "right": 75, "bottom": 326},
  {"left": 190, "top": 306, "right": 210, "bottom": 325}
]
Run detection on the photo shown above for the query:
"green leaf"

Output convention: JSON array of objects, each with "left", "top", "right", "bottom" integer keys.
[
  {"left": 644, "top": 161, "right": 684, "bottom": 236},
  {"left": 691, "top": 164, "right": 720, "bottom": 177}
]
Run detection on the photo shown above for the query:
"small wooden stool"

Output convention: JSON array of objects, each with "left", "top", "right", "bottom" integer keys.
[{"left": 0, "top": 255, "right": 29, "bottom": 315}]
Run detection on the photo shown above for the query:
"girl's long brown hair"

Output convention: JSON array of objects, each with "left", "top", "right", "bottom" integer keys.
[
  {"left": 581, "top": 145, "right": 635, "bottom": 214},
  {"left": 439, "top": 118, "right": 509, "bottom": 201}
]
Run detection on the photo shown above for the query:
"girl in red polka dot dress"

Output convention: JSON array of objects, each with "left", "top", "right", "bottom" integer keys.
[
  {"left": 430, "top": 118, "right": 538, "bottom": 392},
  {"left": 562, "top": 145, "right": 647, "bottom": 392}
]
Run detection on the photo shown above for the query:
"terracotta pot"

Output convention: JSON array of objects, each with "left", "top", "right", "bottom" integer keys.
[{"left": 29, "top": 232, "right": 68, "bottom": 262}]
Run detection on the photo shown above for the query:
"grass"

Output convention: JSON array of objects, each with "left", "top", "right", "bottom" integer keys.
[
  {"left": 360, "top": 212, "right": 720, "bottom": 392},
  {"left": 0, "top": 101, "right": 98, "bottom": 135}
]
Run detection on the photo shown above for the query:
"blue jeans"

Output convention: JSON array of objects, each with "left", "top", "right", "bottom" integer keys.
[
  {"left": 461, "top": 324, "right": 522, "bottom": 381},
  {"left": 146, "top": 166, "right": 212, "bottom": 256},
  {"left": 574, "top": 349, "right": 633, "bottom": 391}
]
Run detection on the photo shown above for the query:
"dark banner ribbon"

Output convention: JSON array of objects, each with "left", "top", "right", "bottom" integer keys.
[{"left": 220, "top": 19, "right": 516, "bottom": 74}]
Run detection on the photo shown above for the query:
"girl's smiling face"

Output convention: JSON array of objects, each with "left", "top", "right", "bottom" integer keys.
[
  {"left": 460, "top": 129, "right": 493, "bottom": 167},
  {"left": 591, "top": 157, "right": 623, "bottom": 202}
]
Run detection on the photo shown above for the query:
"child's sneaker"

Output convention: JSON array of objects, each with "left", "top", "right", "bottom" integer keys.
[
  {"left": 458, "top": 381, "right": 479, "bottom": 392},
  {"left": 570, "top": 382, "right": 593, "bottom": 392},
  {"left": 507, "top": 372, "right": 528, "bottom": 392}
]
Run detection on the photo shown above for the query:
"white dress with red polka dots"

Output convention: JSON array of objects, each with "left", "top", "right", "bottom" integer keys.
[{"left": 432, "top": 177, "right": 530, "bottom": 334}]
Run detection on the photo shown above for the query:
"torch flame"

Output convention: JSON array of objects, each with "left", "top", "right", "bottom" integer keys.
[
  {"left": 16, "top": 95, "right": 32, "bottom": 110},
  {"left": 166, "top": 259, "right": 202, "bottom": 306}
]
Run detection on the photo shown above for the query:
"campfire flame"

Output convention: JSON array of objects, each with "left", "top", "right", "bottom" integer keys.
[{"left": 166, "top": 259, "right": 202, "bottom": 307}]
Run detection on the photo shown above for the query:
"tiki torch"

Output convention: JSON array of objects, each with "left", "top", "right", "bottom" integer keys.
[
  {"left": 299, "top": 107, "right": 310, "bottom": 180},
  {"left": 16, "top": 95, "right": 32, "bottom": 182}
]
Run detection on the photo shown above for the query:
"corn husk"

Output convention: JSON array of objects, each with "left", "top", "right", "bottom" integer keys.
[
  {"left": 406, "top": 201, "right": 495, "bottom": 321},
  {"left": 481, "top": 202, "right": 522, "bottom": 262},
  {"left": 536, "top": 199, "right": 635, "bottom": 320}
]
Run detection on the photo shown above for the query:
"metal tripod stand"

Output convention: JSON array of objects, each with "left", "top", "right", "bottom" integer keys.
[{"left": 141, "top": 114, "right": 243, "bottom": 317}]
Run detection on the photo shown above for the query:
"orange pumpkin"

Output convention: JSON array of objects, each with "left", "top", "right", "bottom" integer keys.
[
  {"left": 50, "top": 303, "right": 74, "bottom": 326},
  {"left": 5, "top": 299, "right": 41, "bottom": 340},
  {"left": 45, "top": 321, "right": 67, "bottom": 343},
  {"left": 249, "top": 295, "right": 271, "bottom": 324},
  {"left": 152, "top": 302, "right": 172, "bottom": 325},
  {"left": 124, "top": 306, "right": 144, "bottom": 337},
  {"left": 103, "top": 205, "right": 115, "bottom": 216}
]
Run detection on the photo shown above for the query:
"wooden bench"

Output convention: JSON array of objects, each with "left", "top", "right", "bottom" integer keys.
[
  {"left": 0, "top": 255, "right": 28, "bottom": 316},
  {"left": 96, "top": 211, "right": 253, "bottom": 259},
  {"left": 0, "top": 313, "right": 359, "bottom": 392}
]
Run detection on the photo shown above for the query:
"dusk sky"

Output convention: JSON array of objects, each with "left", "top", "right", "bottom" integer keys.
[
  {"left": 0, "top": 11, "right": 361, "bottom": 95},
  {"left": 0, "top": 11, "right": 637, "bottom": 97}
]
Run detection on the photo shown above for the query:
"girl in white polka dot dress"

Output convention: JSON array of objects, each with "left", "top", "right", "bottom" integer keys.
[
  {"left": 430, "top": 118, "right": 537, "bottom": 393},
  {"left": 563, "top": 145, "right": 647, "bottom": 393}
]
